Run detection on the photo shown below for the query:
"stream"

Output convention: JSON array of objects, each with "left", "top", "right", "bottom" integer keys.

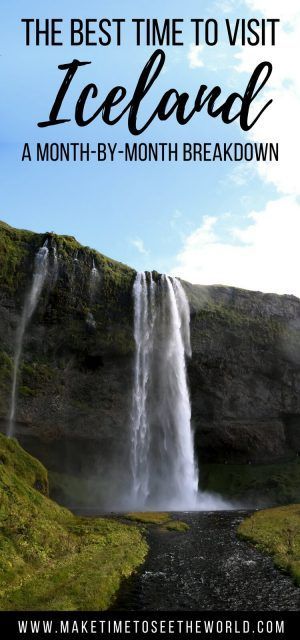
[{"left": 112, "top": 511, "right": 300, "bottom": 611}]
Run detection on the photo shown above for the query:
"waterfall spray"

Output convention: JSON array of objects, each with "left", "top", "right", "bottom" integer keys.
[
  {"left": 7, "top": 241, "right": 49, "bottom": 438},
  {"left": 130, "top": 272, "right": 198, "bottom": 509}
]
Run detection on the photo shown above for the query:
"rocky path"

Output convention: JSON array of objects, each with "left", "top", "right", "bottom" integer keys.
[{"left": 112, "top": 511, "right": 300, "bottom": 611}]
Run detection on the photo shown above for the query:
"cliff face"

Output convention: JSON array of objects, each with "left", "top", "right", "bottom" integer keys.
[
  {"left": 0, "top": 221, "right": 136, "bottom": 505},
  {"left": 185, "top": 282, "right": 300, "bottom": 465},
  {"left": 1, "top": 221, "right": 300, "bottom": 507}
]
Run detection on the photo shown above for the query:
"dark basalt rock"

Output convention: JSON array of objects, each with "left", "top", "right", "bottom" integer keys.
[
  {"left": 1, "top": 220, "right": 300, "bottom": 507},
  {"left": 184, "top": 281, "right": 300, "bottom": 468}
]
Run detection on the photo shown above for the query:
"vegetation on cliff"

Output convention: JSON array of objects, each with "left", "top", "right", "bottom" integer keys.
[
  {"left": 0, "top": 219, "right": 136, "bottom": 360},
  {"left": 0, "top": 221, "right": 42, "bottom": 296},
  {"left": 0, "top": 220, "right": 134, "bottom": 296},
  {"left": 0, "top": 220, "right": 137, "bottom": 425},
  {"left": 0, "top": 434, "right": 147, "bottom": 610},
  {"left": 239, "top": 505, "right": 300, "bottom": 586},
  {"left": 126, "top": 512, "right": 189, "bottom": 531},
  {"left": 201, "top": 461, "right": 300, "bottom": 506}
]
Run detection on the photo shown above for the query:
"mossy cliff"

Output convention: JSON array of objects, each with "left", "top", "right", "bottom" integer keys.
[
  {"left": 1, "top": 220, "right": 300, "bottom": 507},
  {"left": 0, "top": 221, "right": 136, "bottom": 507},
  {"left": 0, "top": 433, "right": 147, "bottom": 610}
]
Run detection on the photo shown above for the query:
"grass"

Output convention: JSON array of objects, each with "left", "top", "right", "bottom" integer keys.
[
  {"left": 126, "top": 512, "right": 189, "bottom": 532},
  {"left": 164, "top": 520, "right": 189, "bottom": 532},
  {"left": 0, "top": 434, "right": 147, "bottom": 610},
  {"left": 238, "top": 505, "right": 300, "bottom": 586},
  {"left": 49, "top": 471, "right": 95, "bottom": 508},
  {"left": 126, "top": 512, "right": 171, "bottom": 525},
  {"left": 0, "top": 221, "right": 39, "bottom": 296}
]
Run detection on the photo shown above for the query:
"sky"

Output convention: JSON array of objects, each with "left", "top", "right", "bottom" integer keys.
[{"left": 0, "top": 0, "right": 299, "bottom": 296}]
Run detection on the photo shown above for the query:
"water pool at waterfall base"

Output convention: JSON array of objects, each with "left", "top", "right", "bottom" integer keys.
[{"left": 111, "top": 511, "right": 300, "bottom": 611}]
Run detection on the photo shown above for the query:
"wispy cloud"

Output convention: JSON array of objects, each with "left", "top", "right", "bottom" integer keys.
[
  {"left": 214, "top": 0, "right": 245, "bottom": 13},
  {"left": 170, "top": 209, "right": 182, "bottom": 229},
  {"left": 130, "top": 237, "right": 149, "bottom": 255},
  {"left": 187, "top": 44, "right": 204, "bottom": 69},
  {"left": 226, "top": 163, "right": 256, "bottom": 187}
]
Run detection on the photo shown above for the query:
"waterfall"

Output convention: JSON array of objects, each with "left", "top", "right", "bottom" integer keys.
[
  {"left": 51, "top": 244, "right": 59, "bottom": 286},
  {"left": 7, "top": 241, "right": 49, "bottom": 438},
  {"left": 130, "top": 272, "right": 198, "bottom": 509},
  {"left": 131, "top": 272, "right": 154, "bottom": 503},
  {"left": 89, "top": 259, "right": 100, "bottom": 301}
]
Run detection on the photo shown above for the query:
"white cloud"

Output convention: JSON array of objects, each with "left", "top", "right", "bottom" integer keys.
[
  {"left": 214, "top": 0, "right": 236, "bottom": 12},
  {"left": 187, "top": 44, "right": 204, "bottom": 69},
  {"left": 171, "top": 197, "right": 300, "bottom": 296},
  {"left": 215, "top": 0, "right": 246, "bottom": 12},
  {"left": 130, "top": 238, "right": 149, "bottom": 255},
  {"left": 172, "top": 0, "right": 300, "bottom": 297},
  {"left": 226, "top": 163, "right": 256, "bottom": 186},
  {"left": 243, "top": 0, "right": 299, "bottom": 23},
  {"left": 235, "top": 1, "right": 300, "bottom": 196}
]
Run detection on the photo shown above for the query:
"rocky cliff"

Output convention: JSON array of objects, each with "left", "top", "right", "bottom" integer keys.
[{"left": 1, "top": 220, "right": 300, "bottom": 507}]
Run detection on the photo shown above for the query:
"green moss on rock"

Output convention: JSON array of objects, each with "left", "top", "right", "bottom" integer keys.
[
  {"left": 0, "top": 221, "right": 44, "bottom": 297},
  {"left": 238, "top": 505, "right": 300, "bottom": 586},
  {"left": 0, "top": 351, "right": 12, "bottom": 413},
  {"left": 126, "top": 512, "right": 189, "bottom": 532},
  {"left": 0, "top": 220, "right": 136, "bottom": 348},
  {"left": 0, "top": 434, "right": 147, "bottom": 610},
  {"left": 164, "top": 520, "right": 189, "bottom": 532}
]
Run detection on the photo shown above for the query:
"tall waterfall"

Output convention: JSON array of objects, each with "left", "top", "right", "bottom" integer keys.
[
  {"left": 7, "top": 241, "right": 49, "bottom": 438},
  {"left": 130, "top": 272, "right": 198, "bottom": 509}
]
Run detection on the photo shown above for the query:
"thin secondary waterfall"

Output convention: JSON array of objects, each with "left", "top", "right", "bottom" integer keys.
[
  {"left": 51, "top": 244, "right": 59, "bottom": 285},
  {"left": 7, "top": 241, "right": 49, "bottom": 438},
  {"left": 89, "top": 259, "right": 100, "bottom": 302},
  {"left": 130, "top": 272, "right": 198, "bottom": 509}
]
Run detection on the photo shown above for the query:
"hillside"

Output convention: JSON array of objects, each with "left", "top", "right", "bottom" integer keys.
[
  {"left": 1, "top": 220, "right": 300, "bottom": 507},
  {"left": 0, "top": 433, "right": 147, "bottom": 610}
]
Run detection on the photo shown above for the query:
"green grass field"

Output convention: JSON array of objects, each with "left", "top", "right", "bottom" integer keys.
[
  {"left": 239, "top": 505, "right": 300, "bottom": 586},
  {"left": 0, "top": 434, "right": 147, "bottom": 610}
]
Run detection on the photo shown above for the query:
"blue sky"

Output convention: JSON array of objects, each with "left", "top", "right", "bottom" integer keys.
[{"left": 0, "top": 0, "right": 298, "bottom": 294}]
